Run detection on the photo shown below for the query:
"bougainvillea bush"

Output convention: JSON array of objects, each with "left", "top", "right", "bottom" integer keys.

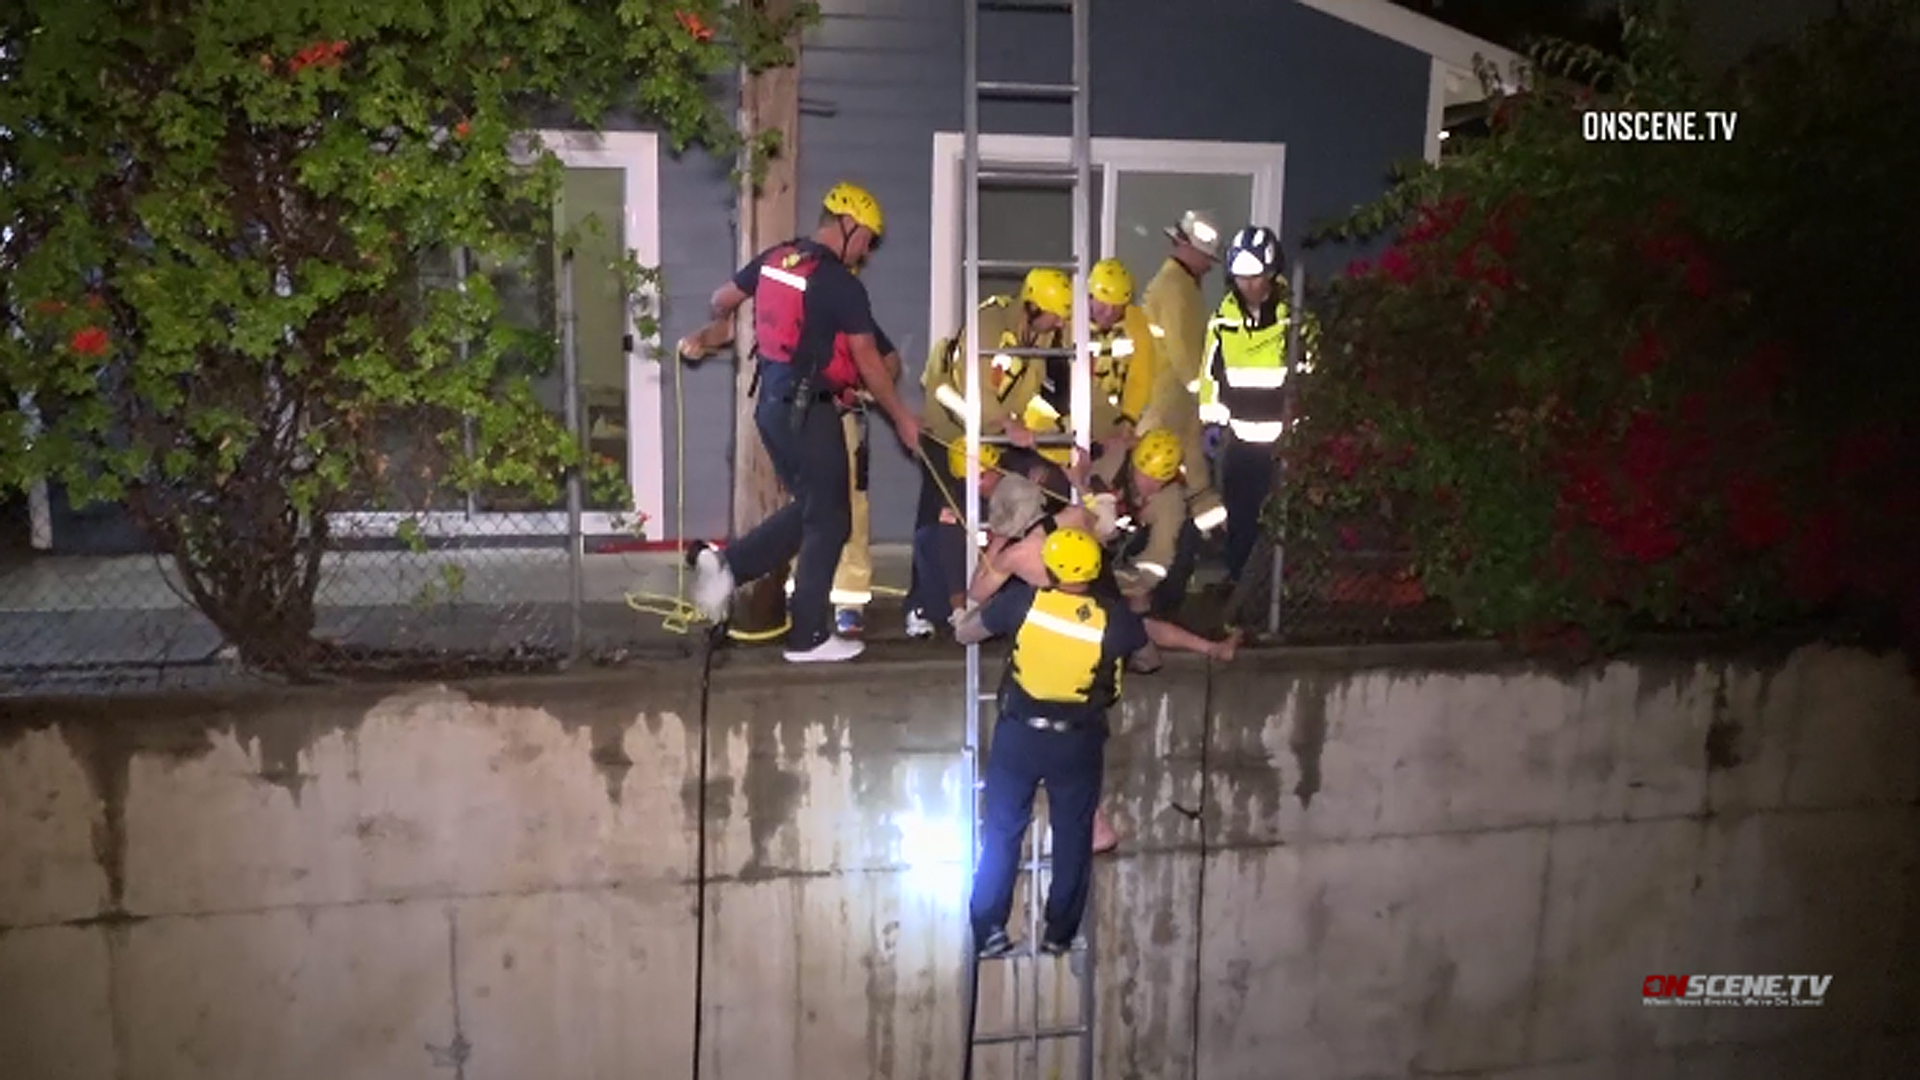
[
  {"left": 0, "top": 1, "right": 808, "bottom": 674},
  {"left": 1291, "top": 5, "right": 1920, "bottom": 658}
]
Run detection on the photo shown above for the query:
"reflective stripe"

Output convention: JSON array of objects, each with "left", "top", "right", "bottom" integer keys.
[
  {"left": 976, "top": 529, "right": 989, "bottom": 547},
  {"left": 1198, "top": 403, "right": 1231, "bottom": 424},
  {"left": 1110, "top": 337, "right": 1135, "bottom": 358},
  {"left": 1223, "top": 366, "right": 1287, "bottom": 388},
  {"left": 1026, "top": 607, "right": 1105, "bottom": 644},
  {"left": 1148, "top": 323, "right": 1166, "bottom": 338},
  {"left": 935, "top": 383, "right": 970, "bottom": 418},
  {"left": 1136, "top": 561, "right": 1168, "bottom": 579},
  {"left": 1185, "top": 379, "right": 1201, "bottom": 394},
  {"left": 1192, "top": 505, "right": 1228, "bottom": 532},
  {"left": 991, "top": 352, "right": 1016, "bottom": 370},
  {"left": 830, "top": 589, "right": 870, "bottom": 606},
  {"left": 1229, "top": 418, "right": 1285, "bottom": 442},
  {"left": 1114, "top": 515, "right": 1135, "bottom": 531},
  {"left": 760, "top": 264, "right": 809, "bottom": 292}
]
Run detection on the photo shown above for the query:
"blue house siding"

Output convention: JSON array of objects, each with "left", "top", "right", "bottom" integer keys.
[
  {"left": 655, "top": 149, "right": 743, "bottom": 543},
  {"left": 779, "top": 0, "right": 1432, "bottom": 545}
]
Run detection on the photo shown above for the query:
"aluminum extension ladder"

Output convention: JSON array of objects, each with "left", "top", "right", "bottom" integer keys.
[{"left": 958, "top": 1, "right": 1096, "bottom": 1078}]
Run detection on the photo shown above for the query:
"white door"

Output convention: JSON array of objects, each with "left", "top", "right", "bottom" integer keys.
[
  {"left": 927, "top": 135, "right": 1285, "bottom": 345},
  {"left": 333, "top": 130, "right": 663, "bottom": 541}
]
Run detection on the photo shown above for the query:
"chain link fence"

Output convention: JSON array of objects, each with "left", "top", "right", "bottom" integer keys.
[{"left": 0, "top": 507, "right": 703, "bottom": 697}]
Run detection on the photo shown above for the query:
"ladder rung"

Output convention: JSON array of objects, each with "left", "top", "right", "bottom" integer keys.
[
  {"left": 977, "top": 80, "right": 1078, "bottom": 100},
  {"left": 988, "top": 346, "right": 1076, "bottom": 358},
  {"left": 973, "top": 1024, "right": 1090, "bottom": 1047},
  {"left": 977, "top": 692, "right": 996, "bottom": 703},
  {"left": 982, "top": 433, "right": 1076, "bottom": 447},
  {"left": 979, "top": 0, "right": 1073, "bottom": 12},
  {"left": 968, "top": 257, "right": 1076, "bottom": 273},
  {"left": 976, "top": 167, "right": 1080, "bottom": 186}
]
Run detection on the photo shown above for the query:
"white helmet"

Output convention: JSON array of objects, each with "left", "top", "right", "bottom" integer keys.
[
  {"left": 1165, "top": 210, "right": 1224, "bottom": 261},
  {"left": 1226, "top": 226, "right": 1281, "bottom": 278}
]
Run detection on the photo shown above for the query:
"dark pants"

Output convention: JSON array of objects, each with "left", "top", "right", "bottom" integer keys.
[
  {"left": 907, "top": 522, "right": 969, "bottom": 623},
  {"left": 1113, "top": 517, "right": 1202, "bottom": 619},
  {"left": 969, "top": 714, "right": 1106, "bottom": 947},
  {"left": 724, "top": 365, "right": 851, "bottom": 650},
  {"left": 1221, "top": 435, "right": 1277, "bottom": 583}
]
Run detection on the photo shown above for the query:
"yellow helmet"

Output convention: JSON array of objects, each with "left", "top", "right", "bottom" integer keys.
[
  {"left": 1041, "top": 527, "right": 1102, "bottom": 584},
  {"left": 1130, "top": 428, "right": 1184, "bottom": 482},
  {"left": 822, "top": 181, "right": 884, "bottom": 236},
  {"left": 1089, "top": 258, "right": 1133, "bottom": 306},
  {"left": 1020, "top": 267, "right": 1073, "bottom": 319},
  {"left": 947, "top": 440, "right": 1002, "bottom": 479}
]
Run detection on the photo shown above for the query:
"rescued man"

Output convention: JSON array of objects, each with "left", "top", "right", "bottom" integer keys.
[{"left": 954, "top": 527, "right": 1237, "bottom": 957}]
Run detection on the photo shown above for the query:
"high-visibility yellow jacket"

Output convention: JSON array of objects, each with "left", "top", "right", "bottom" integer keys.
[
  {"left": 1196, "top": 286, "right": 1317, "bottom": 444},
  {"left": 1020, "top": 303, "right": 1160, "bottom": 455},
  {"left": 1138, "top": 257, "right": 1207, "bottom": 433},
  {"left": 922, "top": 295, "right": 1053, "bottom": 444}
]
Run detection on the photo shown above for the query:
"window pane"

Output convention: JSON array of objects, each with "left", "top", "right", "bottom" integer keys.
[
  {"left": 563, "top": 168, "right": 631, "bottom": 512},
  {"left": 1111, "top": 171, "right": 1255, "bottom": 317},
  {"left": 963, "top": 171, "right": 1104, "bottom": 331}
]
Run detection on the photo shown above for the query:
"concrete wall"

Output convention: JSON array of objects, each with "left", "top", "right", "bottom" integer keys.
[{"left": 2, "top": 642, "right": 1917, "bottom": 1079}]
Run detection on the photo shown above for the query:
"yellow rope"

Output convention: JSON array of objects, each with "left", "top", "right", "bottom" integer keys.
[{"left": 620, "top": 357, "right": 909, "bottom": 641}]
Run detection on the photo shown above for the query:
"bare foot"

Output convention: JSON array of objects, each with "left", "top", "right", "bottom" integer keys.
[{"left": 1092, "top": 807, "right": 1119, "bottom": 854}]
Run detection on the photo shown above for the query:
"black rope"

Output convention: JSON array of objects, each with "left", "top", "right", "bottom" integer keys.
[{"left": 689, "top": 624, "right": 723, "bottom": 1080}]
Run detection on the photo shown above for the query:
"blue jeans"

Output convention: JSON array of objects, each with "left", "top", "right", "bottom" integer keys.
[
  {"left": 724, "top": 364, "right": 851, "bottom": 649},
  {"left": 1221, "top": 435, "right": 1277, "bottom": 583},
  {"left": 969, "top": 714, "right": 1106, "bottom": 946},
  {"left": 907, "top": 522, "right": 969, "bottom": 623}
]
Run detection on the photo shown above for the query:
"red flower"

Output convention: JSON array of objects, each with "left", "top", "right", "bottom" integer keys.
[
  {"left": 1338, "top": 524, "right": 1362, "bottom": 550},
  {"left": 1378, "top": 245, "right": 1417, "bottom": 283},
  {"left": 1621, "top": 411, "right": 1673, "bottom": 482},
  {"left": 69, "top": 326, "right": 110, "bottom": 356},
  {"left": 1724, "top": 473, "right": 1789, "bottom": 552},
  {"left": 1683, "top": 256, "right": 1717, "bottom": 298},
  {"left": 1623, "top": 329, "right": 1667, "bottom": 376},
  {"left": 1344, "top": 258, "right": 1372, "bottom": 278},
  {"left": 288, "top": 39, "right": 347, "bottom": 74},
  {"left": 677, "top": 11, "right": 715, "bottom": 41},
  {"left": 454, "top": 119, "right": 472, "bottom": 139}
]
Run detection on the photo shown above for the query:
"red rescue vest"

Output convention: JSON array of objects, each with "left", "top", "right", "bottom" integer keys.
[{"left": 753, "top": 240, "right": 862, "bottom": 393}]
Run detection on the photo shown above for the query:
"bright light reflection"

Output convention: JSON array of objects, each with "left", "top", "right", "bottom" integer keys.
[{"left": 893, "top": 771, "right": 970, "bottom": 905}]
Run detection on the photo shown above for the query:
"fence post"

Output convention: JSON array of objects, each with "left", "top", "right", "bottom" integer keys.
[
  {"left": 1269, "top": 261, "right": 1307, "bottom": 637},
  {"left": 560, "top": 250, "right": 585, "bottom": 661}
]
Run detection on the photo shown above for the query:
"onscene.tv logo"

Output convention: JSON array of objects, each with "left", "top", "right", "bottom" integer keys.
[{"left": 1642, "top": 975, "right": 1830, "bottom": 1006}]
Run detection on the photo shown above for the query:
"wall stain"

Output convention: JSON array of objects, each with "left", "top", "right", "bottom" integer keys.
[
  {"left": 736, "top": 707, "right": 807, "bottom": 883},
  {"left": 1704, "top": 667, "right": 1743, "bottom": 771},
  {"left": 1287, "top": 674, "right": 1334, "bottom": 810},
  {"left": 863, "top": 915, "right": 901, "bottom": 1080}
]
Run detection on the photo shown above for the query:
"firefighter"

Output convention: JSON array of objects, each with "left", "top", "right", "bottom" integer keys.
[
  {"left": 1086, "top": 427, "right": 1203, "bottom": 621},
  {"left": 675, "top": 182, "right": 920, "bottom": 663},
  {"left": 954, "top": 527, "right": 1238, "bottom": 957},
  {"left": 904, "top": 439, "right": 1007, "bottom": 638},
  {"left": 1007, "top": 258, "right": 1159, "bottom": 464},
  {"left": 906, "top": 268, "right": 1070, "bottom": 633},
  {"left": 1138, "top": 211, "right": 1228, "bottom": 535},
  {"left": 1196, "top": 226, "right": 1313, "bottom": 585}
]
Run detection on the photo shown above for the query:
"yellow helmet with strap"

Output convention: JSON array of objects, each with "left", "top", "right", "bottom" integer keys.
[
  {"left": 1130, "top": 428, "right": 1184, "bottom": 482},
  {"left": 1020, "top": 268, "right": 1073, "bottom": 319},
  {"left": 1042, "top": 527, "right": 1102, "bottom": 584},
  {"left": 1089, "top": 258, "right": 1133, "bottom": 306},
  {"left": 948, "top": 439, "right": 1002, "bottom": 479},
  {"left": 822, "top": 182, "right": 884, "bottom": 236}
]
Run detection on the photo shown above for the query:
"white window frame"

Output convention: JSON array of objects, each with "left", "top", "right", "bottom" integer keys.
[
  {"left": 332, "top": 129, "right": 664, "bottom": 541},
  {"left": 926, "top": 134, "right": 1287, "bottom": 344}
]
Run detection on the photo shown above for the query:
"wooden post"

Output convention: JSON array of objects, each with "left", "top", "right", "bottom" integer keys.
[{"left": 730, "top": 0, "right": 801, "bottom": 634}]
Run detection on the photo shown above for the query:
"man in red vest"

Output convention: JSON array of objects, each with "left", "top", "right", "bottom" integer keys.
[{"left": 676, "top": 182, "right": 920, "bottom": 662}]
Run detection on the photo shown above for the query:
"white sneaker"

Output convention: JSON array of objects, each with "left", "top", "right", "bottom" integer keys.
[
  {"left": 688, "top": 546, "right": 735, "bottom": 622},
  {"left": 783, "top": 635, "right": 865, "bottom": 663},
  {"left": 905, "top": 609, "right": 936, "bottom": 639}
]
